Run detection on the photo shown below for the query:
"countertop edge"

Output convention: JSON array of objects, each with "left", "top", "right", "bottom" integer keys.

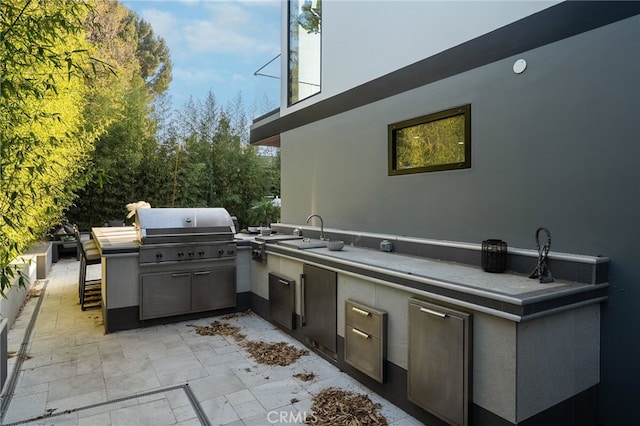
[{"left": 266, "top": 244, "right": 607, "bottom": 321}]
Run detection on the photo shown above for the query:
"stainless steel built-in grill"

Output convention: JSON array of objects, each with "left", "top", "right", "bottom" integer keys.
[
  {"left": 135, "top": 208, "right": 238, "bottom": 320},
  {"left": 136, "top": 207, "right": 237, "bottom": 245}
]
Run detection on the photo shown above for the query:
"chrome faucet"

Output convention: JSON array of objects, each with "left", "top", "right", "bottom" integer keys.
[{"left": 306, "top": 214, "right": 325, "bottom": 240}]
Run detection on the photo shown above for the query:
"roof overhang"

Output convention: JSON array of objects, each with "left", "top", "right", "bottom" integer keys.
[
  {"left": 249, "top": 1, "right": 640, "bottom": 148},
  {"left": 253, "top": 134, "right": 281, "bottom": 147}
]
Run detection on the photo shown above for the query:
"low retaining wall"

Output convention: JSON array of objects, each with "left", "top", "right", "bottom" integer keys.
[
  {"left": 1, "top": 257, "right": 38, "bottom": 392},
  {"left": 23, "top": 242, "right": 52, "bottom": 279},
  {"left": 1, "top": 259, "right": 38, "bottom": 327}
]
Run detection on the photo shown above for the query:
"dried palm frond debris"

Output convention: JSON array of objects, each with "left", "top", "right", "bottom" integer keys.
[
  {"left": 306, "top": 387, "right": 388, "bottom": 425},
  {"left": 189, "top": 320, "right": 246, "bottom": 341},
  {"left": 16, "top": 286, "right": 43, "bottom": 318},
  {"left": 188, "top": 320, "right": 309, "bottom": 367},
  {"left": 27, "top": 288, "right": 42, "bottom": 300},
  {"left": 243, "top": 341, "right": 309, "bottom": 366},
  {"left": 293, "top": 372, "right": 316, "bottom": 381},
  {"left": 222, "top": 309, "right": 253, "bottom": 320}
]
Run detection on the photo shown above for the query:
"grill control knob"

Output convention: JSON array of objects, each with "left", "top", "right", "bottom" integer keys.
[
  {"left": 198, "top": 250, "right": 205, "bottom": 256},
  {"left": 156, "top": 253, "right": 163, "bottom": 261},
  {"left": 188, "top": 251, "right": 194, "bottom": 257},
  {"left": 178, "top": 251, "right": 184, "bottom": 259},
  {"left": 217, "top": 248, "right": 225, "bottom": 257}
]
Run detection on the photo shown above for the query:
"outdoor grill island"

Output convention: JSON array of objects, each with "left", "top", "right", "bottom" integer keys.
[{"left": 92, "top": 207, "right": 247, "bottom": 333}]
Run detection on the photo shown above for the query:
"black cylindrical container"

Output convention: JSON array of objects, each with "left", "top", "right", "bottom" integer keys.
[{"left": 481, "top": 239, "right": 508, "bottom": 273}]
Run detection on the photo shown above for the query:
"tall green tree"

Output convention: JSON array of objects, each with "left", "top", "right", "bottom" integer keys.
[
  {"left": 168, "top": 92, "right": 280, "bottom": 228},
  {"left": 134, "top": 18, "right": 172, "bottom": 97},
  {"left": 66, "top": 1, "right": 173, "bottom": 227}
]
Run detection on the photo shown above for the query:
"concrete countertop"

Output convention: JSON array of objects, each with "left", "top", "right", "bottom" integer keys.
[
  {"left": 91, "top": 227, "right": 140, "bottom": 255},
  {"left": 266, "top": 240, "right": 608, "bottom": 322}
]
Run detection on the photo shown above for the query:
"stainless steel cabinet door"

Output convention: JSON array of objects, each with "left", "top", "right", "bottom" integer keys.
[
  {"left": 269, "top": 273, "right": 295, "bottom": 330},
  {"left": 302, "top": 264, "right": 337, "bottom": 357},
  {"left": 344, "top": 300, "right": 387, "bottom": 383},
  {"left": 140, "top": 272, "right": 191, "bottom": 320},
  {"left": 191, "top": 266, "right": 236, "bottom": 312},
  {"left": 408, "top": 299, "right": 472, "bottom": 426}
]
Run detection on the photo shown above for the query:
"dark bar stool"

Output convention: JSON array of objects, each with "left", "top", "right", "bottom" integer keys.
[{"left": 73, "top": 225, "right": 102, "bottom": 310}]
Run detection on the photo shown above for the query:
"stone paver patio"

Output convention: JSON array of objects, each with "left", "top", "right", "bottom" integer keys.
[{"left": 0, "top": 259, "right": 422, "bottom": 425}]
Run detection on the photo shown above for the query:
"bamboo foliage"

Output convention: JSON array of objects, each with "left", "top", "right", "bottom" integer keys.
[
  {"left": 0, "top": 0, "right": 106, "bottom": 294},
  {"left": 1, "top": 0, "right": 278, "bottom": 296}
]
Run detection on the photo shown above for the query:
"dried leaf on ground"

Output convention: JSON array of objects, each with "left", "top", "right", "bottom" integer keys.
[
  {"left": 189, "top": 320, "right": 246, "bottom": 341},
  {"left": 221, "top": 309, "right": 253, "bottom": 320},
  {"left": 293, "top": 372, "right": 316, "bottom": 381},
  {"left": 16, "top": 285, "right": 45, "bottom": 319},
  {"left": 243, "top": 341, "right": 309, "bottom": 366},
  {"left": 306, "top": 387, "right": 388, "bottom": 425}
]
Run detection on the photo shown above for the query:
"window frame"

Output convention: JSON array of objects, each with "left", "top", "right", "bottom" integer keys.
[
  {"left": 388, "top": 104, "right": 471, "bottom": 176},
  {"left": 287, "top": 0, "right": 322, "bottom": 106}
]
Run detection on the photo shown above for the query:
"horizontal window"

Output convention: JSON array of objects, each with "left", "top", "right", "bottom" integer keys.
[{"left": 389, "top": 105, "right": 471, "bottom": 175}]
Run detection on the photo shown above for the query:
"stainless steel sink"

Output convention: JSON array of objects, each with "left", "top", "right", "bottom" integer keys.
[{"left": 278, "top": 239, "right": 327, "bottom": 249}]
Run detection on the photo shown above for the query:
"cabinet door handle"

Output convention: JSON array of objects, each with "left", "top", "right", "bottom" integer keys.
[
  {"left": 193, "top": 271, "right": 211, "bottom": 276},
  {"left": 278, "top": 279, "right": 290, "bottom": 286},
  {"left": 351, "top": 306, "right": 371, "bottom": 317},
  {"left": 172, "top": 273, "right": 190, "bottom": 277},
  {"left": 351, "top": 327, "right": 370, "bottom": 339},
  {"left": 420, "top": 307, "right": 448, "bottom": 319},
  {"left": 300, "top": 273, "right": 306, "bottom": 326}
]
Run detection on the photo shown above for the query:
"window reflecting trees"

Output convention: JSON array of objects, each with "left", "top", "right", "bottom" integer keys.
[{"left": 288, "top": 0, "right": 321, "bottom": 105}]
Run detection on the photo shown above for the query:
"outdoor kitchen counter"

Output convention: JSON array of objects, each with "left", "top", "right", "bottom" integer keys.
[
  {"left": 266, "top": 242, "right": 608, "bottom": 322},
  {"left": 93, "top": 225, "right": 249, "bottom": 334},
  {"left": 91, "top": 226, "right": 140, "bottom": 255},
  {"left": 90, "top": 227, "right": 140, "bottom": 333},
  {"left": 257, "top": 232, "right": 607, "bottom": 423}
]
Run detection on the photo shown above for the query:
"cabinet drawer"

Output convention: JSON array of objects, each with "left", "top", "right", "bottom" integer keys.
[
  {"left": 344, "top": 300, "right": 387, "bottom": 383},
  {"left": 345, "top": 326, "right": 384, "bottom": 383},
  {"left": 345, "top": 300, "right": 385, "bottom": 338}
]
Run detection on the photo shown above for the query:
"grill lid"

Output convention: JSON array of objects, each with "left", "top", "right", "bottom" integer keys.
[{"left": 136, "top": 208, "right": 236, "bottom": 244}]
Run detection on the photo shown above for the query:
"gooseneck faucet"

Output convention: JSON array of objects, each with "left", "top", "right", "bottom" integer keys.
[{"left": 306, "top": 214, "right": 325, "bottom": 240}]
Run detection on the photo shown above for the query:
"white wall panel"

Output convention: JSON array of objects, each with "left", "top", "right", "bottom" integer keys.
[{"left": 282, "top": 0, "right": 558, "bottom": 115}]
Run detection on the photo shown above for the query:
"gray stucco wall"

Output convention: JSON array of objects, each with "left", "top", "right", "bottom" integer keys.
[{"left": 280, "top": 16, "right": 639, "bottom": 424}]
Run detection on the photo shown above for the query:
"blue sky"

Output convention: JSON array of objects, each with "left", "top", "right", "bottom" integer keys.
[{"left": 122, "top": 0, "right": 282, "bottom": 115}]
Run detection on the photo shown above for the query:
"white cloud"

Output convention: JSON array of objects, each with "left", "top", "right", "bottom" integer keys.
[
  {"left": 125, "top": 0, "right": 282, "bottom": 108},
  {"left": 184, "top": 3, "right": 278, "bottom": 56},
  {"left": 137, "top": 8, "right": 178, "bottom": 41},
  {"left": 136, "top": 1, "right": 279, "bottom": 58},
  {"left": 173, "top": 67, "right": 225, "bottom": 83}
]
